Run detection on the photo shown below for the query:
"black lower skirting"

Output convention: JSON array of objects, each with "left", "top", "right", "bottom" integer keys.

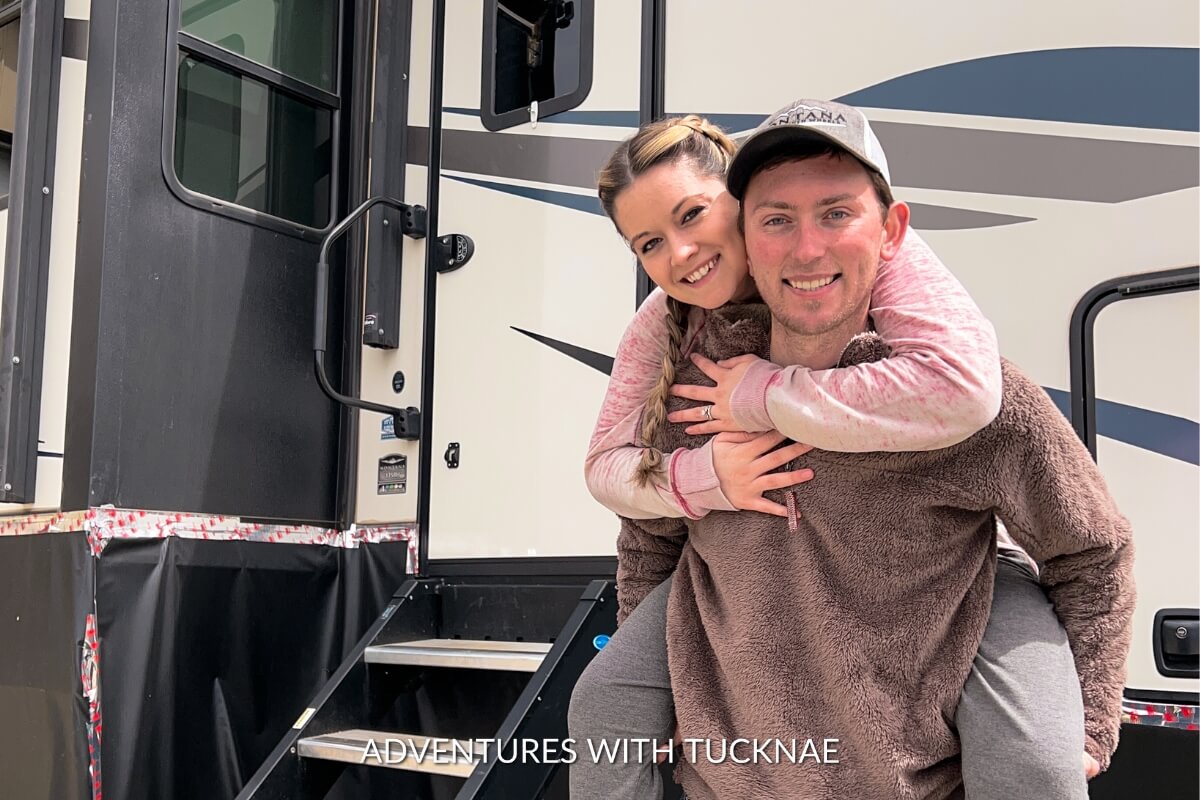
[{"left": 0, "top": 534, "right": 410, "bottom": 800}]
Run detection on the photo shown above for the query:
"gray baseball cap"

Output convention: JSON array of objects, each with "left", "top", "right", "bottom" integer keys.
[{"left": 726, "top": 99, "right": 891, "bottom": 200}]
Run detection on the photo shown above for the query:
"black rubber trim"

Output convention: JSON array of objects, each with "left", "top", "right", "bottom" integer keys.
[
  {"left": 1068, "top": 266, "right": 1199, "bottom": 457},
  {"left": 177, "top": 31, "right": 340, "bottom": 109},
  {"left": 415, "top": 0, "right": 447, "bottom": 577},
  {"left": 1124, "top": 687, "right": 1200, "bottom": 706},
  {"left": 426, "top": 555, "right": 617, "bottom": 579},
  {"left": 332, "top": 0, "right": 374, "bottom": 529},
  {"left": 634, "top": 0, "right": 665, "bottom": 309}
]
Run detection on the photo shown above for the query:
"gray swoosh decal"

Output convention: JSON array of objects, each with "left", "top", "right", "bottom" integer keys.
[
  {"left": 875, "top": 121, "right": 1199, "bottom": 203},
  {"left": 411, "top": 124, "right": 1196, "bottom": 204},
  {"left": 408, "top": 127, "right": 615, "bottom": 192},
  {"left": 446, "top": 174, "right": 1017, "bottom": 230},
  {"left": 907, "top": 203, "right": 1033, "bottom": 230}
]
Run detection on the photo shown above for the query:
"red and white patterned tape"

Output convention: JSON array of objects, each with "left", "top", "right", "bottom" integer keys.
[
  {"left": 0, "top": 506, "right": 418, "bottom": 573},
  {"left": 82, "top": 612, "right": 102, "bottom": 800}
]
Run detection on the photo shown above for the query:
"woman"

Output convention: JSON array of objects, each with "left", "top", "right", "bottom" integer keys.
[{"left": 569, "top": 115, "right": 1094, "bottom": 798}]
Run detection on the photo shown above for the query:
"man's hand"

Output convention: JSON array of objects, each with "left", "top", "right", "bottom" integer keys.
[
  {"left": 1083, "top": 752, "right": 1101, "bottom": 780},
  {"left": 712, "top": 431, "right": 814, "bottom": 516},
  {"left": 668, "top": 353, "right": 766, "bottom": 435}
]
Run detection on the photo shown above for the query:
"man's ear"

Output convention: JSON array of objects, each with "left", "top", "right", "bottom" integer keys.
[{"left": 879, "top": 201, "right": 910, "bottom": 261}]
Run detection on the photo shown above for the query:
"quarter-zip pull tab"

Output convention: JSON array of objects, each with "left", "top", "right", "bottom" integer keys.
[{"left": 786, "top": 490, "right": 799, "bottom": 533}]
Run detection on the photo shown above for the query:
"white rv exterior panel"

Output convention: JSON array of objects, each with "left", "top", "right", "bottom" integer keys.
[
  {"left": 665, "top": 0, "right": 1200, "bottom": 702},
  {"left": 424, "top": 0, "right": 644, "bottom": 558},
  {"left": 1093, "top": 293, "right": 1199, "bottom": 695},
  {"left": 354, "top": 2, "right": 434, "bottom": 526},
  {"left": 30, "top": 53, "right": 88, "bottom": 510},
  {"left": 663, "top": 0, "right": 1197, "bottom": 115},
  {"left": 366, "top": 1, "right": 1199, "bottom": 576}
]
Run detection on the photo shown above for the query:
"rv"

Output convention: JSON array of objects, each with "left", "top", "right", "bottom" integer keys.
[{"left": 0, "top": 0, "right": 1195, "bottom": 797}]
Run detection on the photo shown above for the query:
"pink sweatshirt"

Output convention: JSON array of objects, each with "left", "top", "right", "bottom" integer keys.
[{"left": 585, "top": 231, "right": 1003, "bottom": 520}]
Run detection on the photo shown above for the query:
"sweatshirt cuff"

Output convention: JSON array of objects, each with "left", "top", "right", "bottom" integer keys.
[
  {"left": 729, "top": 358, "right": 782, "bottom": 432},
  {"left": 1084, "top": 733, "right": 1112, "bottom": 773},
  {"left": 668, "top": 441, "right": 737, "bottom": 519}
]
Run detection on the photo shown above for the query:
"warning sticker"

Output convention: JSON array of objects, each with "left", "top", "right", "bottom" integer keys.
[{"left": 378, "top": 454, "right": 407, "bottom": 495}]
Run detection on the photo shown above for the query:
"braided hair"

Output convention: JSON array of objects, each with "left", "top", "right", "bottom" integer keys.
[{"left": 597, "top": 116, "right": 736, "bottom": 486}]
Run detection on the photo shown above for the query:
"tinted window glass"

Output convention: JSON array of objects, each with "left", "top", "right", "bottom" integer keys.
[
  {"left": 492, "top": 0, "right": 582, "bottom": 116},
  {"left": 181, "top": 0, "right": 337, "bottom": 91},
  {"left": 174, "top": 55, "right": 332, "bottom": 227}
]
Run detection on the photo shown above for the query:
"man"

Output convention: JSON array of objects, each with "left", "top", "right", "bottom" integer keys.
[{"left": 607, "top": 101, "right": 1135, "bottom": 799}]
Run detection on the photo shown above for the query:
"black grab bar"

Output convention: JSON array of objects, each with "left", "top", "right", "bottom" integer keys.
[{"left": 313, "top": 195, "right": 426, "bottom": 439}]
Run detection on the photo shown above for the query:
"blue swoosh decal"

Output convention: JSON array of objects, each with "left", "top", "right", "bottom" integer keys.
[
  {"left": 453, "top": 48, "right": 1199, "bottom": 133},
  {"left": 1043, "top": 388, "right": 1197, "bottom": 465},
  {"left": 838, "top": 47, "right": 1198, "bottom": 132},
  {"left": 706, "top": 49, "right": 1200, "bottom": 133},
  {"left": 511, "top": 328, "right": 1198, "bottom": 466},
  {"left": 446, "top": 175, "right": 604, "bottom": 215}
]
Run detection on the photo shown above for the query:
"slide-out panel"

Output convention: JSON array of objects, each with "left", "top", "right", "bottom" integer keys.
[{"left": 1092, "top": 290, "right": 1199, "bottom": 696}]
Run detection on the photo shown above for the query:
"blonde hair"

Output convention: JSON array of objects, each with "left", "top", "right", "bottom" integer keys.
[
  {"left": 597, "top": 116, "right": 736, "bottom": 487},
  {"left": 598, "top": 115, "right": 737, "bottom": 224}
]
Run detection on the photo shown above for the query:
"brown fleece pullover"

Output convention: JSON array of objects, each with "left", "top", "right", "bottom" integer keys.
[{"left": 616, "top": 304, "right": 1135, "bottom": 800}]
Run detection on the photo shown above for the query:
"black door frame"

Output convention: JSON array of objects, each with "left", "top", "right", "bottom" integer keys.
[{"left": 0, "top": 0, "right": 64, "bottom": 504}]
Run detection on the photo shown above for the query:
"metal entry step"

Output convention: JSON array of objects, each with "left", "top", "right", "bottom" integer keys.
[
  {"left": 365, "top": 638, "right": 553, "bottom": 672},
  {"left": 298, "top": 729, "right": 481, "bottom": 778}
]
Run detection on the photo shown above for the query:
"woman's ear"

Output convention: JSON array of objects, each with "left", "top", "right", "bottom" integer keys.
[{"left": 879, "top": 201, "right": 910, "bottom": 261}]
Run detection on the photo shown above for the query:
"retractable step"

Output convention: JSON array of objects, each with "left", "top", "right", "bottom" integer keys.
[
  {"left": 365, "top": 639, "right": 553, "bottom": 672},
  {"left": 297, "top": 729, "right": 480, "bottom": 778},
  {"left": 239, "top": 578, "right": 619, "bottom": 799}
]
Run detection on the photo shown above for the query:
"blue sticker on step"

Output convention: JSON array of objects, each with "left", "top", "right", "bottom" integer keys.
[{"left": 592, "top": 635, "right": 610, "bottom": 651}]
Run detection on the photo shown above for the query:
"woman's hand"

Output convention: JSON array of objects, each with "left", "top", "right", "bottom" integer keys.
[
  {"left": 668, "top": 354, "right": 765, "bottom": 435},
  {"left": 656, "top": 725, "right": 683, "bottom": 763},
  {"left": 1083, "top": 752, "right": 1101, "bottom": 780},
  {"left": 712, "top": 431, "right": 814, "bottom": 516}
]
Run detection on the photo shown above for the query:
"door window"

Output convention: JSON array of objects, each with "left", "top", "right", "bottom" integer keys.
[{"left": 166, "top": 0, "right": 341, "bottom": 232}]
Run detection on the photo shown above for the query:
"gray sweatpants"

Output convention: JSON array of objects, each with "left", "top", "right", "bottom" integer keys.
[{"left": 567, "top": 554, "right": 1087, "bottom": 799}]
